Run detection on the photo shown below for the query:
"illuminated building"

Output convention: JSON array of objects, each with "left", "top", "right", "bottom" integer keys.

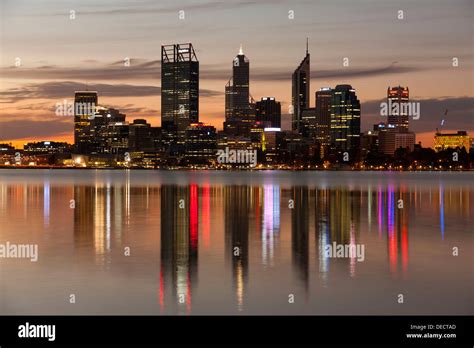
[
  {"left": 434, "top": 131, "right": 470, "bottom": 152},
  {"left": 378, "top": 127, "right": 416, "bottom": 155},
  {"left": 300, "top": 108, "right": 316, "bottom": 138},
  {"left": 291, "top": 40, "right": 310, "bottom": 132},
  {"left": 299, "top": 88, "right": 333, "bottom": 158},
  {"left": 387, "top": 86, "right": 409, "bottom": 131},
  {"left": 315, "top": 87, "right": 333, "bottom": 155},
  {"left": 255, "top": 97, "right": 281, "bottom": 128},
  {"left": 261, "top": 128, "right": 283, "bottom": 163},
  {"left": 377, "top": 86, "right": 415, "bottom": 155},
  {"left": 161, "top": 43, "right": 199, "bottom": 150},
  {"left": 74, "top": 91, "right": 98, "bottom": 154},
  {"left": 360, "top": 130, "right": 379, "bottom": 158},
  {"left": 330, "top": 85, "right": 360, "bottom": 153},
  {"left": 184, "top": 122, "right": 217, "bottom": 164},
  {"left": 89, "top": 107, "right": 126, "bottom": 154},
  {"left": 23, "top": 141, "right": 71, "bottom": 154},
  {"left": 104, "top": 122, "right": 129, "bottom": 155},
  {"left": 224, "top": 45, "right": 254, "bottom": 136}
]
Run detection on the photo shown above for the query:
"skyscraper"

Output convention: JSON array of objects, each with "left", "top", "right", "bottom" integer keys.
[
  {"left": 387, "top": 86, "right": 409, "bottom": 131},
  {"left": 255, "top": 97, "right": 281, "bottom": 128},
  {"left": 161, "top": 43, "right": 199, "bottom": 149},
  {"left": 224, "top": 45, "right": 253, "bottom": 135},
  {"left": 74, "top": 91, "right": 98, "bottom": 154},
  {"left": 292, "top": 40, "right": 310, "bottom": 132},
  {"left": 315, "top": 88, "right": 333, "bottom": 151},
  {"left": 330, "top": 85, "right": 361, "bottom": 153},
  {"left": 378, "top": 86, "right": 415, "bottom": 155}
]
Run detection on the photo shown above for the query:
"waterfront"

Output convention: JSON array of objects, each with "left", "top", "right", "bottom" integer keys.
[{"left": 0, "top": 170, "right": 472, "bottom": 315}]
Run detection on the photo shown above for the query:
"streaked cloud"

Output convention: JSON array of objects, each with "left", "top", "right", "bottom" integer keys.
[{"left": 0, "top": 81, "right": 222, "bottom": 103}]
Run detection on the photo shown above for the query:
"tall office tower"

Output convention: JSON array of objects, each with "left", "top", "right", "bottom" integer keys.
[
  {"left": 161, "top": 43, "right": 199, "bottom": 149},
  {"left": 387, "top": 86, "right": 409, "bottom": 131},
  {"left": 255, "top": 97, "right": 281, "bottom": 128},
  {"left": 224, "top": 45, "right": 253, "bottom": 135},
  {"left": 315, "top": 87, "right": 333, "bottom": 150},
  {"left": 330, "top": 85, "right": 361, "bottom": 152},
  {"left": 379, "top": 86, "right": 415, "bottom": 155},
  {"left": 291, "top": 40, "right": 310, "bottom": 132},
  {"left": 74, "top": 91, "right": 98, "bottom": 154}
]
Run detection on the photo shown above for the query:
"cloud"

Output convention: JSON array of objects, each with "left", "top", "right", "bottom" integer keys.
[
  {"left": 0, "top": 118, "right": 72, "bottom": 141},
  {"left": 0, "top": 60, "right": 160, "bottom": 81},
  {"left": 202, "top": 62, "right": 428, "bottom": 81},
  {"left": 0, "top": 81, "right": 222, "bottom": 103},
  {"left": 361, "top": 96, "right": 474, "bottom": 133},
  {"left": 1, "top": 58, "right": 428, "bottom": 84},
  {"left": 37, "top": 0, "right": 286, "bottom": 17}
]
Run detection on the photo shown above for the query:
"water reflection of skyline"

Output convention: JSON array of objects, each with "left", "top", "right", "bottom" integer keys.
[{"left": 0, "top": 173, "right": 471, "bottom": 314}]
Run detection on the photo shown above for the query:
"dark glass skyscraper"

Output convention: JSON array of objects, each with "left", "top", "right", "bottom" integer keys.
[
  {"left": 330, "top": 85, "right": 360, "bottom": 152},
  {"left": 161, "top": 43, "right": 199, "bottom": 148},
  {"left": 74, "top": 91, "right": 98, "bottom": 154},
  {"left": 291, "top": 41, "right": 310, "bottom": 132},
  {"left": 224, "top": 45, "right": 253, "bottom": 135},
  {"left": 315, "top": 87, "right": 333, "bottom": 149}
]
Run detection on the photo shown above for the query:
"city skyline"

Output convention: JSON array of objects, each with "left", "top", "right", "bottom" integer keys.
[{"left": 1, "top": 0, "right": 473, "bottom": 149}]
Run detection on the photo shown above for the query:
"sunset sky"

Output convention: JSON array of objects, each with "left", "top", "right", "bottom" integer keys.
[{"left": 1, "top": 0, "right": 472, "bottom": 148}]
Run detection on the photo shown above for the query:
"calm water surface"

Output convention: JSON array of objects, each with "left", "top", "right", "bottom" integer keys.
[{"left": 0, "top": 170, "right": 472, "bottom": 315}]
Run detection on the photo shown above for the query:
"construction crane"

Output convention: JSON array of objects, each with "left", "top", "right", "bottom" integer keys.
[{"left": 436, "top": 109, "right": 448, "bottom": 134}]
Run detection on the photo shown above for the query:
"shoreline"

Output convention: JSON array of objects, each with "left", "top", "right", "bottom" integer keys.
[{"left": 0, "top": 166, "right": 472, "bottom": 172}]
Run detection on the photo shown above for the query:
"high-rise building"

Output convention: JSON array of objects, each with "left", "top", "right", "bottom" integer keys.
[
  {"left": 291, "top": 41, "right": 310, "bottom": 132},
  {"left": 224, "top": 45, "right": 253, "bottom": 135},
  {"left": 378, "top": 86, "right": 415, "bottom": 155},
  {"left": 330, "top": 85, "right": 361, "bottom": 152},
  {"left": 387, "top": 86, "right": 409, "bottom": 131},
  {"left": 161, "top": 43, "right": 199, "bottom": 149},
  {"left": 255, "top": 97, "right": 281, "bottom": 128},
  {"left": 315, "top": 88, "right": 332, "bottom": 150},
  {"left": 300, "top": 108, "right": 316, "bottom": 138},
  {"left": 74, "top": 91, "right": 98, "bottom": 153}
]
